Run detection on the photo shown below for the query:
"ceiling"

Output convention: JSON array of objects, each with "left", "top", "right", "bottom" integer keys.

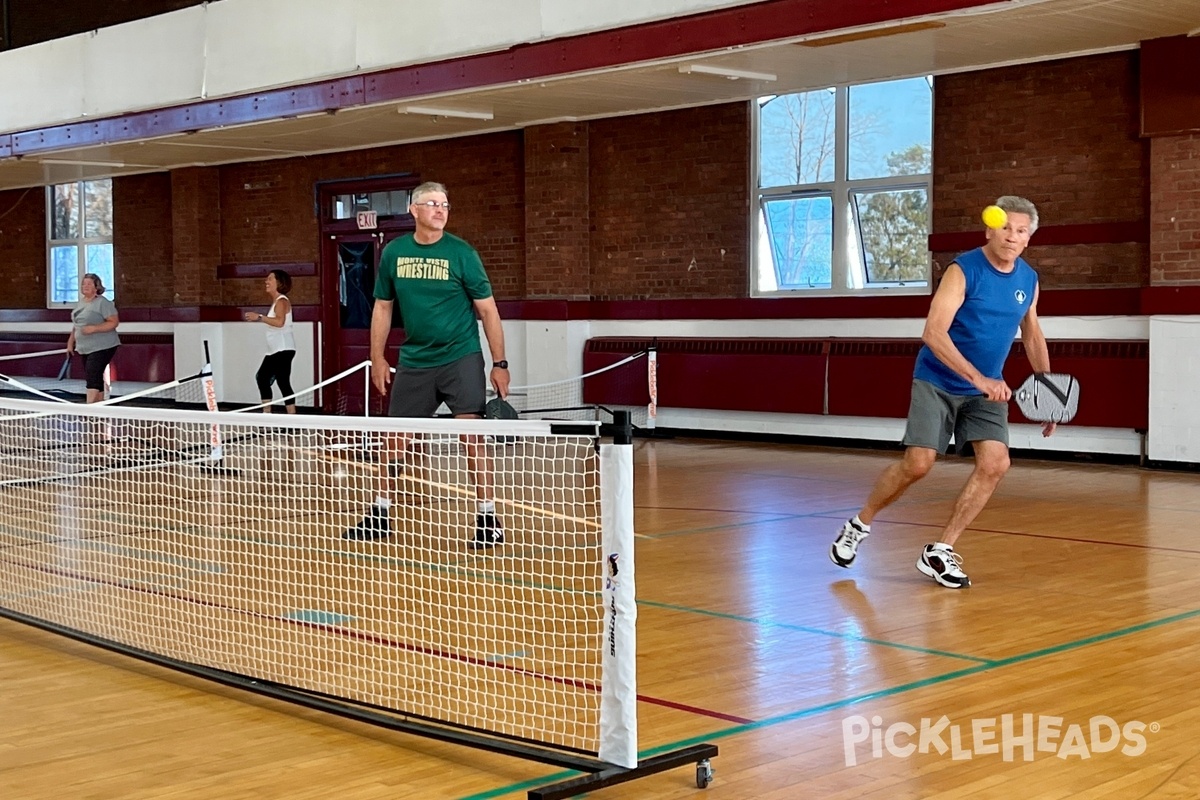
[{"left": 5, "top": 0, "right": 1200, "bottom": 191}]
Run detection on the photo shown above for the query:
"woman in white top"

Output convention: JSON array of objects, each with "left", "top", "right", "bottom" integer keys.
[
  {"left": 244, "top": 269, "right": 297, "bottom": 413},
  {"left": 66, "top": 273, "right": 120, "bottom": 404}
]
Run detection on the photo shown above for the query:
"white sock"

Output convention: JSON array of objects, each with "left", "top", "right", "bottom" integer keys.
[
  {"left": 479, "top": 500, "right": 495, "bottom": 513},
  {"left": 852, "top": 514, "right": 870, "bottom": 531},
  {"left": 375, "top": 496, "right": 391, "bottom": 509}
]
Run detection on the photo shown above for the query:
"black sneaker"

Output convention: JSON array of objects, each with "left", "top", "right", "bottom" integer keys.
[
  {"left": 470, "top": 512, "right": 504, "bottom": 549},
  {"left": 917, "top": 543, "right": 971, "bottom": 588},
  {"left": 343, "top": 505, "right": 392, "bottom": 540}
]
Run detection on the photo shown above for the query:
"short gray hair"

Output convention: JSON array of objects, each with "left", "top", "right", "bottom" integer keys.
[
  {"left": 995, "top": 195, "right": 1039, "bottom": 234},
  {"left": 411, "top": 181, "right": 448, "bottom": 205}
]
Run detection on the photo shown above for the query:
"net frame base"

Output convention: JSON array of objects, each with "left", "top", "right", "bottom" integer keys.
[{"left": 0, "top": 604, "right": 716, "bottom": 799}]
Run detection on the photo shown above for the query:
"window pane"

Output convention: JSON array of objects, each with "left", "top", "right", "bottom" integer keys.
[
  {"left": 759, "top": 90, "right": 836, "bottom": 188},
  {"left": 83, "top": 179, "right": 113, "bottom": 237},
  {"left": 855, "top": 187, "right": 930, "bottom": 284},
  {"left": 52, "top": 183, "right": 79, "bottom": 240},
  {"left": 333, "top": 195, "right": 351, "bottom": 219},
  {"left": 391, "top": 190, "right": 410, "bottom": 213},
  {"left": 848, "top": 77, "right": 933, "bottom": 181},
  {"left": 369, "top": 191, "right": 394, "bottom": 215},
  {"left": 86, "top": 244, "right": 116, "bottom": 300},
  {"left": 762, "top": 196, "right": 833, "bottom": 289},
  {"left": 51, "top": 245, "right": 79, "bottom": 304}
]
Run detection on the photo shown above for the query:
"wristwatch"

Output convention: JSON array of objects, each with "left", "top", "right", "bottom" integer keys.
[{"left": 493, "top": 360, "right": 509, "bottom": 369}]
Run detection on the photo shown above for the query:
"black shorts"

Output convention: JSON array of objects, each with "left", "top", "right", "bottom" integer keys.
[
  {"left": 81, "top": 347, "right": 118, "bottom": 391},
  {"left": 388, "top": 351, "right": 486, "bottom": 418}
]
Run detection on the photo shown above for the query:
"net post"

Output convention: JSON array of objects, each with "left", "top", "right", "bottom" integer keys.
[
  {"left": 645, "top": 340, "right": 657, "bottom": 432},
  {"left": 598, "top": 415, "right": 637, "bottom": 768},
  {"left": 611, "top": 409, "right": 633, "bottom": 445},
  {"left": 198, "top": 338, "right": 237, "bottom": 475}
]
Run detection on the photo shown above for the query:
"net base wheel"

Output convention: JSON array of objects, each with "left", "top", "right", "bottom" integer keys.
[{"left": 696, "top": 759, "right": 714, "bottom": 789}]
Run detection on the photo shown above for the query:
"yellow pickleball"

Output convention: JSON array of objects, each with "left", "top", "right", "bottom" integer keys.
[{"left": 982, "top": 205, "right": 1008, "bottom": 229}]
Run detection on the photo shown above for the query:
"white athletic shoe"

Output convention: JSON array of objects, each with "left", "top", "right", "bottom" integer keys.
[
  {"left": 917, "top": 543, "right": 971, "bottom": 588},
  {"left": 830, "top": 519, "right": 870, "bottom": 568}
]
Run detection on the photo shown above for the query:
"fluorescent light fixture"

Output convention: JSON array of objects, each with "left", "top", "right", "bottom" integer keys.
[
  {"left": 678, "top": 64, "right": 777, "bottom": 82},
  {"left": 401, "top": 105, "right": 495, "bottom": 121},
  {"left": 39, "top": 158, "right": 126, "bottom": 167}
]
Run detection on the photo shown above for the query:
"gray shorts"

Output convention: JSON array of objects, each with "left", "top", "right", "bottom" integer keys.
[
  {"left": 388, "top": 351, "right": 486, "bottom": 418},
  {"left": 902, "top": 379, "right": 1009, "bottom": 455}
]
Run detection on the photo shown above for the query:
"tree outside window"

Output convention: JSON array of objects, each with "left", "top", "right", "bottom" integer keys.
[
  {"left": 47, "top": 179, "right": 114, "bottom": 306},
  {"left": 755, "top": 77, "right": 932, "bottom": 294}
]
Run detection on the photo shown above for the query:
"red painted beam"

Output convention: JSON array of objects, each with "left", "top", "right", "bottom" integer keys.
[
  {"left": 8, "top": 0, "right": 994, "bottom": 156},
  {"left": 217, "top": 262, "right": 317, "bottom": 280},
  {"left": 365, "top": 0, "right": 992, "bottom": 104},
  {"left": 928, "top": 221, "right": 1149, "bottom": 253}
]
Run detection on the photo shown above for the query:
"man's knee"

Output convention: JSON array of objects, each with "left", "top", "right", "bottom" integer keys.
[
  {"left": 973, "top": 443, "right": 1010, "bottom": 479},
  {"left": 901, "top": 448, "right": 937, "bottom": 480}
]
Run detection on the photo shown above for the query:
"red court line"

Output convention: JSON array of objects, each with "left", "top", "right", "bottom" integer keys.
[{"left": 0, "top": 552, "right": 751, "bottom": 725}]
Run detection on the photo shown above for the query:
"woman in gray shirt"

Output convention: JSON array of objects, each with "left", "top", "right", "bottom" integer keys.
[{"left": 66, "top": 273, "right": 120, "bottom": 403}]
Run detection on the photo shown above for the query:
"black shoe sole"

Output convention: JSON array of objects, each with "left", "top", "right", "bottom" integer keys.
[{"left": 469, "top": 538, "right": 504, "bottom": 550}]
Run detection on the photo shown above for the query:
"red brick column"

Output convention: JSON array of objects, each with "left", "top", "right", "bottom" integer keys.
[
  {"left": 1150, "top": 133, "right": 1200, "bottom": 285},
  {"left": 170, "top": 167, "right": 222, "bottom": 304},
  {"left": 0, "top": 188, "right": 47, "bottom": 307},
  {"left": 524, "top": 122, "right": 591, "bottom": 298}
]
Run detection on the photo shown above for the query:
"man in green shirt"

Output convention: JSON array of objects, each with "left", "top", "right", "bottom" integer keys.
[{"left": 344, "top": 181, "right": 511, "bottom": 548}]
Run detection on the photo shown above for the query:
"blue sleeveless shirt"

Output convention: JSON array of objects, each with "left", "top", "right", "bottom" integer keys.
[{"left": 913, "top": 247, "right": 1038, "bottom": 396}]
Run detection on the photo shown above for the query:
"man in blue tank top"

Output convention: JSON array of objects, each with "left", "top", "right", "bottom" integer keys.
[{"left": 830, "top": 196, "right": 1057, "bottom": 588}]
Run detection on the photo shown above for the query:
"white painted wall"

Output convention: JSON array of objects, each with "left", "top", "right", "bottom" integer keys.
[
  {"left": 1148, "top": 316, "right": 1200, "bottom": 464},
  {"left": 0, "top": 0, "right": 762, "bottom": 133},
  {"left": 174, "top": 322, "right": 319, "bottom": 406}
]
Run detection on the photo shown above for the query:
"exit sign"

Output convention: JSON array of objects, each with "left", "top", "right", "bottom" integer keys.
[{"left": 356, "top": 210, "right": 378, "bottom": 230}]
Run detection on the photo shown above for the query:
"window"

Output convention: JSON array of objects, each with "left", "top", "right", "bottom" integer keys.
[
  {"left": 754, "top": 77, "right": 932, "bottom": 294},
  {"left": 47, "top": 179, "right": 114, "bottom": 305},
  {"left": 331, "top": 189, "right": 411, "bottom": 220}
]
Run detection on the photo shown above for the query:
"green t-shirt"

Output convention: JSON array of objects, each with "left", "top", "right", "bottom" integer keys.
[{"left": 374, "top": 232, "right": 493, "bottom": 368}]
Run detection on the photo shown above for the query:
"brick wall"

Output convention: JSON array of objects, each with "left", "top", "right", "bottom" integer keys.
[
  {"left": 1150, "top": 134, "right": 1200, "bottom": 284},
  {"left": 171, "top": 168, "right": 222, "bottom": 305},
  {"left": 113, "top": 172, "right": 173, "bottom": 307},
  {"left": 34, "top": 51, "right": 1171, "bottom": 309},
  {"left": 525, "top": 123, "right": 591, "bottom": 298},
  {"left": 933, "top": 52, "right": 1148, "bottom": 288},
  {"left": 0, "top": 187, "right": 46, "bottom": 306},
  {"left": 217, "top": 131, "right": 525, "bottom": 303},
  {"left": 589, "top": 105, "right": 750, "bottom": 299}
]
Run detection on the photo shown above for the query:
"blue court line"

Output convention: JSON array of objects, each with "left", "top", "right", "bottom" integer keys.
[
  {"left": 637, "top": 598, "right": 990, "bottom": 664},
  {"left": 457, "top": 604, "right": 1200, "bottom": 800},
  {"left": 285, "top": 610, "right": 355, "bottom": 626}
]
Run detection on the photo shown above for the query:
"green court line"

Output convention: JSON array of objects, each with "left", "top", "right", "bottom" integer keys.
[
  {"left": 456, "top": 605, "right": 1200, "bottom": 800},
  {"left": 638, "top": 598, "right": 991, "bottom": 664}
]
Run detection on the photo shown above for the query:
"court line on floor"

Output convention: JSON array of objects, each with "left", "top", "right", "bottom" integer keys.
[
  {"left": 637, "top": 598, "right": 991, "bottom": 664},
  {"left": 811, "top": 513, "right": 1200, "bottom": 556},
  {"left": 641, "top": 506, "right": 861, "bottom": 540},
  {"left": 459, "top": 605, "right": 1200, "bottom": 800}
]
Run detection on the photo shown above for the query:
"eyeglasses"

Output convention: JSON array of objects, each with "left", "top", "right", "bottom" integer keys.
[{"left": 414, "top": 200, "right": 451, "bottom": 210}]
